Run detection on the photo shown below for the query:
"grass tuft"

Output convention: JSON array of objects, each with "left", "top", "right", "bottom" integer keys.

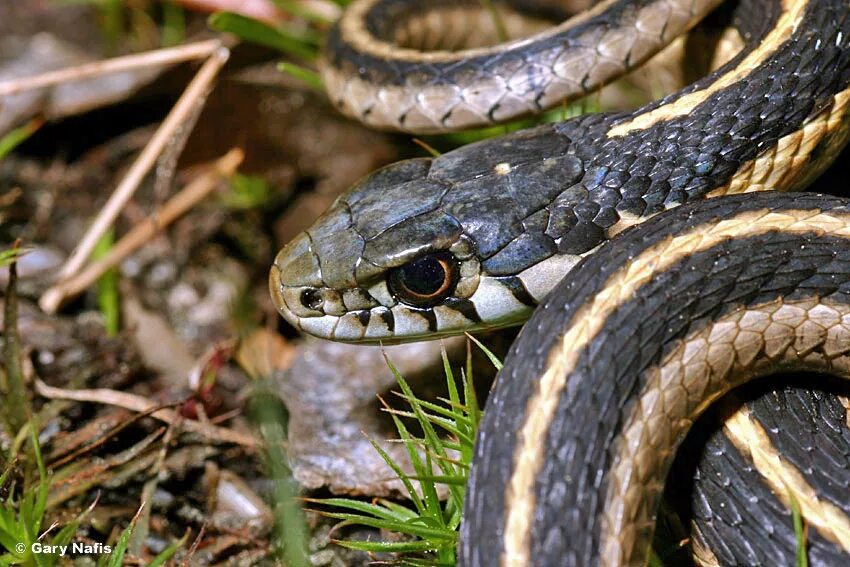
[
  {"left": 309, "top": 339, "right": 496, "bottom": 565},
  {"left": 0, "top": 425, "right": 80, "bottom": 565}
]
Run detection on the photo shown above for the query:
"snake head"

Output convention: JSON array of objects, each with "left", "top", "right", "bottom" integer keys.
[
  {"left": 271, "top": 126, "right": 590, "bottom": 342},
  {"left": 270, "top": 158, "right": 492, "bottom": 343},
  {"left": 270, "top": 162, "right": 545, "bottom": 342}
]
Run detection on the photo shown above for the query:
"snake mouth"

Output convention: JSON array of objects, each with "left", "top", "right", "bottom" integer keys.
[
  {"left": 269, "top": 264, "right": 340, "bottom": 330},
  {"left": 268, "top": 264, "right": 302, "bottom": 330},
  {"left": 270, "top": 246, "right": 383, "bottom": 341}
]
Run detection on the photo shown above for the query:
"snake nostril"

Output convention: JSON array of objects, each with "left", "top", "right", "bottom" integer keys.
[{"left": 300, "top": 288, "right": 323, "bottom": 311}]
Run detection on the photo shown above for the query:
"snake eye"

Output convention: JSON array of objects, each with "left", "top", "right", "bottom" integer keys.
[{"left": 388, "top": 252, "right": 458, "bottom": 307}]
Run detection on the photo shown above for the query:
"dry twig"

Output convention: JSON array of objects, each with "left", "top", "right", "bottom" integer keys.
[
  {"left": 34, "top": 379, "right": 257, "bottom": 448},
  {"left": 40, "top": 148, "right": 244, "bottom": 312},
  {"left": 55, "top": 46, "right": 231, "bottom": 283},
  {"left": 0, "top": 39, "right": 223, "bottom": 97}
]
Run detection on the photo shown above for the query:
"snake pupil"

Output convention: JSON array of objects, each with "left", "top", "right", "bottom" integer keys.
[
  {"left": 401, "top": 257, "right": 444, "bottom": 294},
  {"left": 388, "top": 252, "right": 458, "bottom": 307}
]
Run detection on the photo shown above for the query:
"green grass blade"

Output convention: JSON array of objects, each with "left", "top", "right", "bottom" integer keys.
[
  {"left": 250, "top": 380, "right": 309, "bottom": 567},
  {"left": 161, "top": 1, "right": 186, "bottom": 46},
  {"left": 464, "top": 333, "right": 503, "bottom": 371},
  {"left": 106, "top": 518, "right": 136, "bottom": 567},
  {"left": 789, "top": 491, "right": 809, "bottom": 567},
  {"left": 304, "top": 497, "right": 413, "bottom": 523},
  {"left": 314, "top": 341, "right": 494, "bottom": 563},
  {"left": 385, "top": 408, "right": 473, "bottom": 445},
  {"left": 442, "top": 343, "right": 460, "bottom": 413},
  {"left": 277, "top": 62, "right": 324, "bottom": 91},
  {"left": 365, "top": 432, "right": 425, "bottom": 515},
  {"left": 406, "top": 474, "right": 467, "bottom": 486},
  {"left": 0, "top": 248, "right": 30, "bottom": 269},
  {"left": 207, "top": 12, "right": 317, "bottom": 60},
  {"left": 382, "top": 397, "right": 442, "bottom": 519},
  {"left": 376, "top": 499, "right": 420, "bottom": 521},
  {"left": 389, "top": 406, "right": 448, "bottom": 521},
  {"left": 0, "top": 118, "right": 43, "bottom": 161},
  {"left": 93, "top": 231, "right": 120, "bottom": 337},
  {"left": 385, "top": 356, "right": 465, "bottom": 509},
  {"left": 391, "top": 394, "right": 473, "bottom": 429},
  {"left": 316, "top": 512, "right": 455, "bottom": 540},
  {"left": 29, "top": 424, "right": 48, "bottom": 547},
  {"left": 146, "top": 532, "right": 188, "bottom": 567},
  {"left": 333, "top": 539, "right": 438, "bottom": 553},
  {"left": 0, "top": 463, "right": 12, "bottom": 489}
]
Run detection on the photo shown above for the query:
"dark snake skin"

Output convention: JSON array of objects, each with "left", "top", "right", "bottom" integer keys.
[
  {"left": 273, "top": 0, "right": 850, "bottom": 340},
  {"left": 269, "top": 0, "right": 850, "bottom": 563},
  {"left": 463, "top": 193, "right": 850, "bottom": 565},
  {"left": 322, "top": 0, "right": 724, "bottom": 132},
  {"left": 683, "top": 379, "right": 850, "bottom": 565}
]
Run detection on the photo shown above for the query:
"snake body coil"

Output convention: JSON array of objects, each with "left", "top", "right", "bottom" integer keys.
[
  {"left": 321, "top": 0, "right": 724, "bottom": 132},
  {"left": 270, "top": 0, "right": 850, "bottom": 564},
  {"left": 464, "top": 192, "right": 850, "bottom": 565}
]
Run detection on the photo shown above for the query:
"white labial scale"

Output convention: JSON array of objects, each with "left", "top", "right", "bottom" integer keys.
[
  {"left": 333, "top": 312, "right": 367, "bottom": 341},
  {"left": 364, "top": 309, "right": 394, "bottom": 339},
  {"left": 300, "top": 315, "right": 340, "bottom": 339},
  {"left": 392, "top": 306, "right": 432, "bottom": 337},
  {"left": 434, "top": 304, "right": 475, "bottom": 333},
  {"left": 517, "top": 253, "right": 584, "bottom": 302},
  {"left": 470, "top": 277, "right": 535, "bottom": 323}
]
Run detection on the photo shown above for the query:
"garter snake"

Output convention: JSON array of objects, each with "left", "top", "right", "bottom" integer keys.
[{"left": 269, "top": 0, "right": 850, "bottom": 564}]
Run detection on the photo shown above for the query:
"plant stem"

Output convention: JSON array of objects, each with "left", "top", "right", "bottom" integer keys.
[
  {"left": 250, "top": 379, "right": 309, "bottom": 567},
  {"left": 3, "top": 241, "right": 28, "bottom": 436}
]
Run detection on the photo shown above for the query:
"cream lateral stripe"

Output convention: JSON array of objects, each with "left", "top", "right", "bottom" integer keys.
[
  {"left": 502, "top": 207, "right": 850, "bottom": 566},
  {"left": 723, "top": 406, "right": 850, "bottom": 551},
  {"left": 599, "top": 296, "right": 850, "bottom": 564},
  {"left": 607, "top": 0, "right": 800, "bottom": 137},
  {"left": 708, "top": 89, "right": 850, "bottom": 196},
  {"left": 340, "top": 0, "right": 632, "bottom": 62},
  {"left": 690, "top": 531, "right": 722, "bottom": 567}
]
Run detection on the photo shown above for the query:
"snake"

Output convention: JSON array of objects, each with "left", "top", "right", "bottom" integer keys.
[{"left": 268, "top": 0, "right": 850, "bottom": 564}]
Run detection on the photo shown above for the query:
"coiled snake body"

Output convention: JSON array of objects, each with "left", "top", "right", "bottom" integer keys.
[{"left": 269, "top": 0, "right": 850, "bottom": 564}]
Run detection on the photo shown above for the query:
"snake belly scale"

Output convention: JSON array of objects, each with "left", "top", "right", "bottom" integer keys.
[{"left": 269, "top": 0, "right": 850, "bottom": 564}]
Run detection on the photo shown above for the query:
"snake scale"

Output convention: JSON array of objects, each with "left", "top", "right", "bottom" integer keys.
[{"left": 269, "top": 0, "right": 850, "bottom": 564}]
